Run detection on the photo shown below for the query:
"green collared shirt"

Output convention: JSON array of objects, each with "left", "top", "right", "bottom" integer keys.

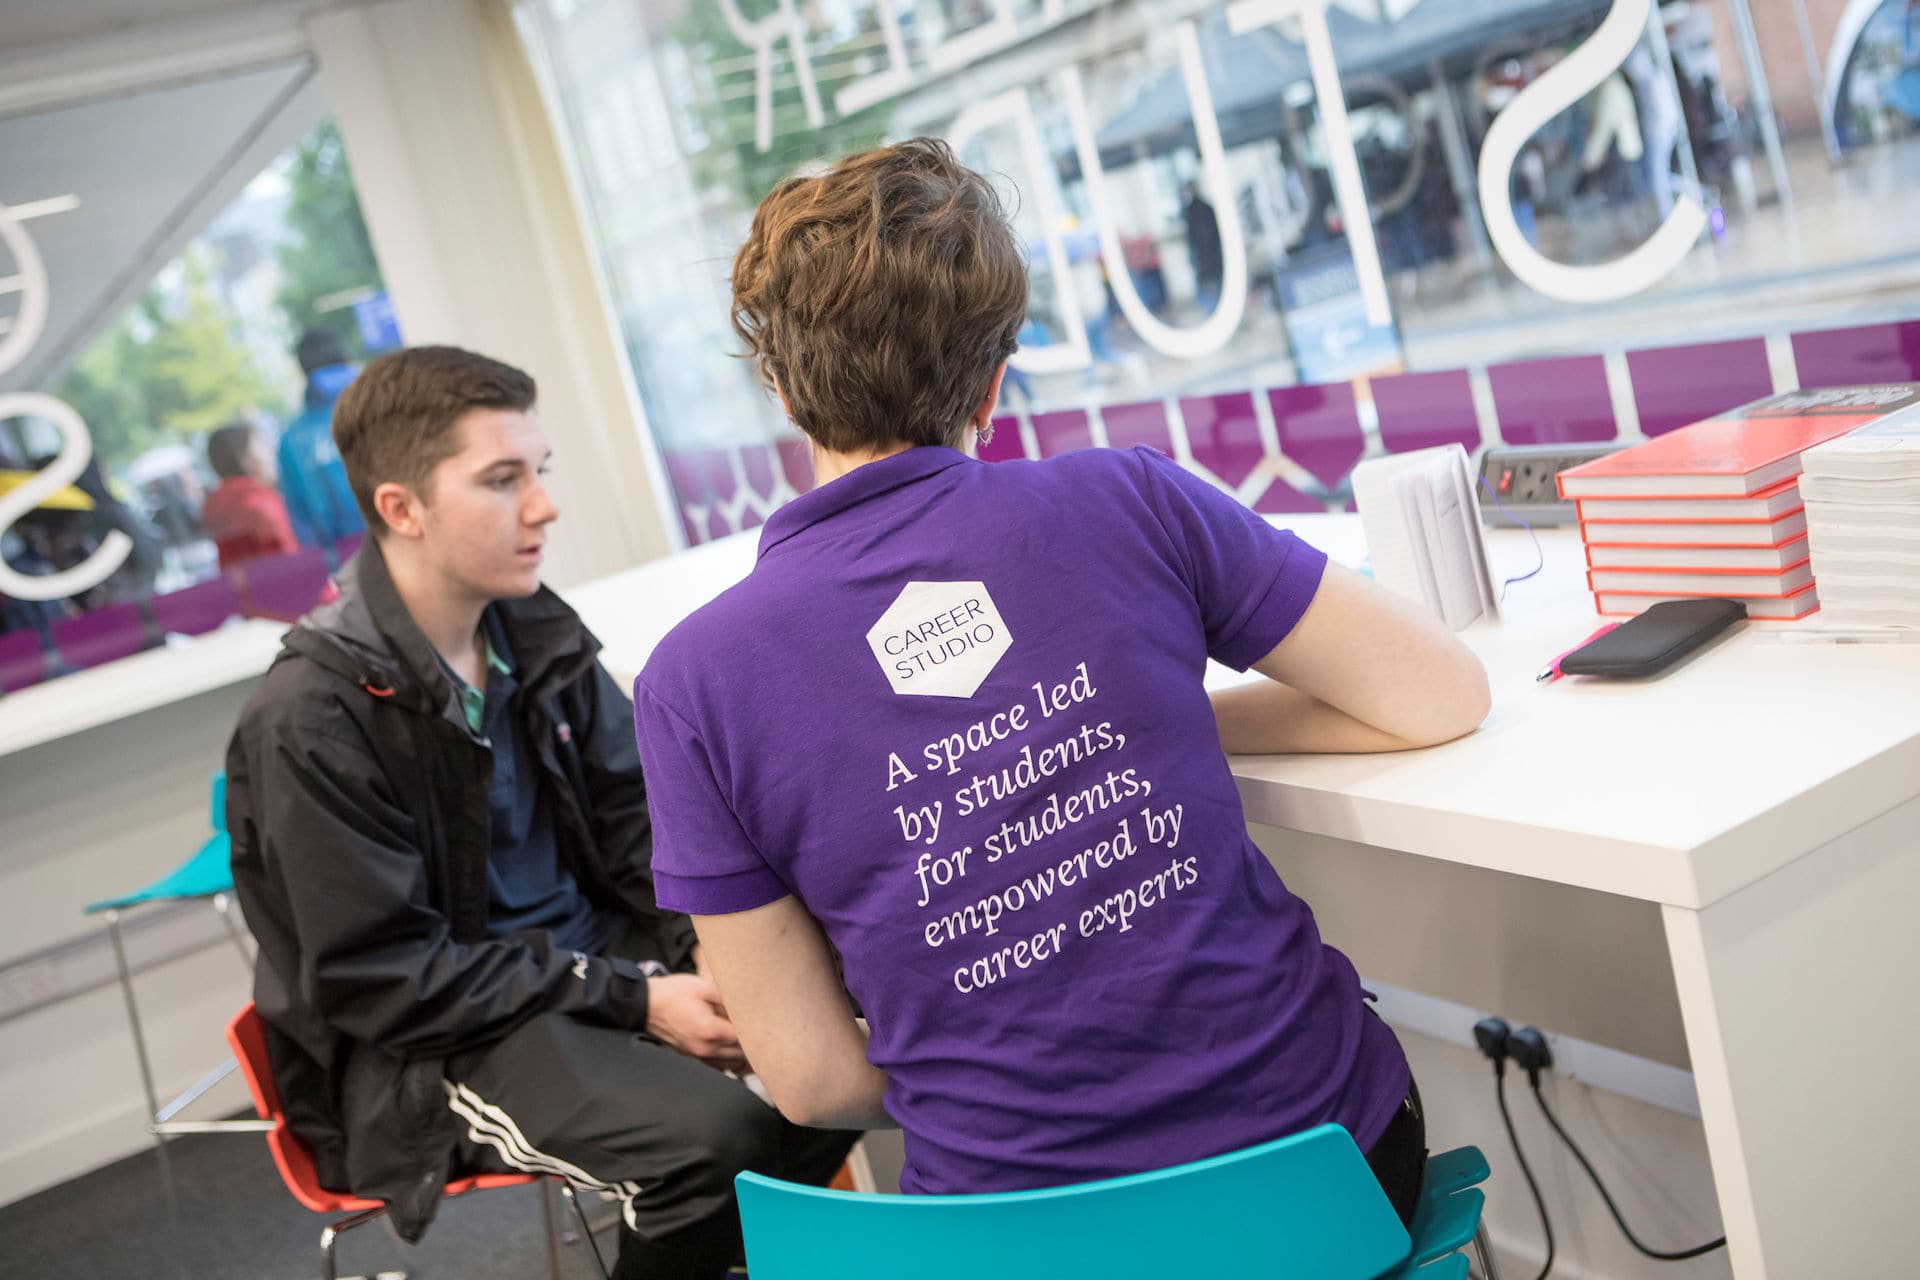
[{"left": 453, "top": 630, "right": 514, "bottom": 735}]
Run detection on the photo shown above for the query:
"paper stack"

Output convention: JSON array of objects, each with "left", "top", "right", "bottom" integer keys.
[
  {"left": 1798, "top": 403, "right": 1920, "bottom": 628},
  {"left": 1558, "top": 384, "right": 1920, "bottom": 619}
]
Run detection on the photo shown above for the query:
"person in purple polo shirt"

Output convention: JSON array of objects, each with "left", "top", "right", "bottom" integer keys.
[{"left": 633, "top": 139, "right": 1490, "bottom": 1223}]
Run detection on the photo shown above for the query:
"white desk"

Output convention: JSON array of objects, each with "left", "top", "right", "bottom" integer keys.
[{"left": 567, "top": 514, "right": 1920, "bottom": 1280}]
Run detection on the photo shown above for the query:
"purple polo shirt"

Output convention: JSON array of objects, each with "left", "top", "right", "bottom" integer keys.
[{"left": 634, "top": 445, "right": 1408, "bottom": 1195}]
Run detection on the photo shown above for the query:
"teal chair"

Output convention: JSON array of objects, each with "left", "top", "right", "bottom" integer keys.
[
  {"left": 737, "top": 1125, "right": 1490, "bottom": 1280},
  {"left": 83, "top": 772, "right": 267, "bottom": 1197}
]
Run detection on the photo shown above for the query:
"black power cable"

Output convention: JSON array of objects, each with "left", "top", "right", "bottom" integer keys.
[
  {"left": 1496, "top": 1064, "right": 1556, "bottom": 1280},
  {"left": 1528, "top": 1077, "right": 1727, "bottom": 1261},
  {"left": 1477, "top": 1017, "right": 1554, "bottom": 1280}
]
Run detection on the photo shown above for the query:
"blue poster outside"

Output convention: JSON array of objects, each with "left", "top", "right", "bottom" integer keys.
[
  {"left": 352, "top": 289, "right": 402, "bottom": 353},
  {"left": 1273, "top": 245, "right": 1402, "bottom": 384}
]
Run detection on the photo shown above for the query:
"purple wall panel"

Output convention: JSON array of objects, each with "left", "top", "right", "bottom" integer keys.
[
  {"left": 665, "top": 452, "right": 708, "bottom": 504},
  {"left": 1791, "top": 320, "right": 1920, "bottom": 389},
  {"left": 52, "top": 603, "right": 149, "bottom": 670},
  {"left": 1179, "top": 392, "right": 1265, "bottom": 489},
  {"left": 240, "top": 548, "right": 332, "bottom": 623},
  {"left": 1250, "top": 477, "right": 1327, "bottom": 514},
  {"left": 1031, "top": 409, "right": 1095, "bottom": 458},
  {"left": 741, "top": 443, "right": 778, "bottom": 500},
  {"left": 977, "top": 414, "right": 1028, "bottom": 462},
  {"left": 775, "top": 438, "right": 813, "bottom": 494},
  {"left": 1488, "top": 355, "right": 1617, "bottom": 444},
  {"left": 0, "top": 629, "right": 47, "bottom": 692},
  {"left": 1269, "top": 382, "right": 1365, "bottom": 490},
  {"left": 695, "top": 447, "right": 738, "bottom": 505},
  {"left": 1371, "top": 369, "right": 1481, "bottom": 454},
  {"left": 151, "top": 576, "right": 242, "bottom": 637},
  {"left": 1101, "top": 400, "right": 1174, "bottom": 455},
  {"left": 1627, "top": 338, "right": 1774, "bottom": 437}
]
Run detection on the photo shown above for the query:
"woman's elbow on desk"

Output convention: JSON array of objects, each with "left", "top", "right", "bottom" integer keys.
[{"left": 1398, "top": 650, "right": 1492, "bottom": 748}]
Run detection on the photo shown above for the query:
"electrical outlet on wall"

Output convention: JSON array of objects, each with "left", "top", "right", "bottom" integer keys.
[{"left": 1472, "top": 442, "right": 1624, "bottom": 527}]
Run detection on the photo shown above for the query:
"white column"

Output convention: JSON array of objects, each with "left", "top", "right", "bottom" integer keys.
[{"left": 306, "top": 0, "right": 678, "bottom": 587}]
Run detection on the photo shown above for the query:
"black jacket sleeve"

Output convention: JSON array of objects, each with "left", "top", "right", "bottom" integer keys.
[
  {"left": 571, "top": 661, "right": 699, "bottom": 968},
  {"left": 252, "top": 713, "right": 653, "bottom": 1056}
]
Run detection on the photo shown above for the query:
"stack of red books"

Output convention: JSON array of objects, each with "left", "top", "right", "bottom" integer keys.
[{"left": 1558, "top": 386, "right": 1920, "bottom": 619}]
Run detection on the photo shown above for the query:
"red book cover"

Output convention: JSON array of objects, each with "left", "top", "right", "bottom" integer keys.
[{"left": 1558, "top": 384, "right": 1920, "bottom": 499}]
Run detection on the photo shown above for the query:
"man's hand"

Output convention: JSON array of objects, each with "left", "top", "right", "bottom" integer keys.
[{"left": 645, "top": 973, "right": 748, "bottom": 1072}]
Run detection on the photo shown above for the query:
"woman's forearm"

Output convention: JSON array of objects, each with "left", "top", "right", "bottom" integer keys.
[{"left": 1211, "top": 679, "right": 1442, "bottom": 755}]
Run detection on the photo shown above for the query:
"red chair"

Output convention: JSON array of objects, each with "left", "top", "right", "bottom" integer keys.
[{"left": 225, "top": 1003, "right": 608, "bottom": 1280}]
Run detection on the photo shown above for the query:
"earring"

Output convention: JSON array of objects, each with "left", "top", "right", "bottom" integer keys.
[{"left": 975, "top": 418, "right": 995, "bottom": 446}]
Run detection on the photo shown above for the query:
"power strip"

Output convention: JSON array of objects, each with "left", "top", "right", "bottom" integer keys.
[
  {"left": 1365, "top": 979, "right": 1700, "bottom": 1118},
  {"left": 1472, "top": 442, "right": 1624, "bottom": 527}
]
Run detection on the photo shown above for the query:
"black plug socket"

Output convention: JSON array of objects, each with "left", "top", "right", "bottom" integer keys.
[
  {"left": 1473, "top": 1016, "right": 1512, "bottom": 1070},
  {"left": 1507, "top": 1025, "right": 1553, "bottom": 1081}
]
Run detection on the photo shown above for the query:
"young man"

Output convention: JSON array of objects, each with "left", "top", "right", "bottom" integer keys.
[
  {"left": 201, "top": 422, "right": 298, "bottom": 570},
  {"left": 227, "top": 346, "right": 855, "bottom": 1279}
]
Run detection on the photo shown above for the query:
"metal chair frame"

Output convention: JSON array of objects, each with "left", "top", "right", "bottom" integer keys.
[{"left": 101, "top": 891, "right": 270, "bottom": 1205}]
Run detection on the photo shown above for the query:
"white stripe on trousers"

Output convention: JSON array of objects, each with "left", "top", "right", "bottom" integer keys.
[{"left": 443, "top": 1079, "right": 647, "bottom": 1231}]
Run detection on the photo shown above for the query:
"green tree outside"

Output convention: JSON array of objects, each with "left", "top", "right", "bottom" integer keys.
[
  {"left": 669, "top": 2, "right": 893, "bottom": 208},
  {"left": 275, "top": 116, "right": 386, "bottom": 359},
  {"left": 54, "top": 250, "right": 281, "bottom": 468},
  {"left": 49, "top": 114, "right": 385, "bottom": 475}
]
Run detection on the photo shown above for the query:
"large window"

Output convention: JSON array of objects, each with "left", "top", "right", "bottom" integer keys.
[
  {"left": 518, "top": 0, "right": 1920, "bottom": 544},
  {"left": 0, "top": 79, "right": 394, "bottom": 693}
]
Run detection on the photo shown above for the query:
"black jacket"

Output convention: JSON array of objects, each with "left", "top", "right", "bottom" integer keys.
[{"left": 227, "top": 541, "right": 695, "bottom": 1241}]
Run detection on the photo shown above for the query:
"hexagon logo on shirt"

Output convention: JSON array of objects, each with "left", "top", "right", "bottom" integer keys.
[{"left": 867, "top": 581, "right": 1012, "bottom": 698}]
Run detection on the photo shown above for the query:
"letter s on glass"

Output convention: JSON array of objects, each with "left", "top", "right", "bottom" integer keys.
[
  {"left": 0, "top": 394, "right": 132, "bottom": 601},
  {"left": 1475, "top": 0, "right": 1706, "bottom": 302},
  {"left": 0, "top": 201, "right": 50, "bottom": 378}
]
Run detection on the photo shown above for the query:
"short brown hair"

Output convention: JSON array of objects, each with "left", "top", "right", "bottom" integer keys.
[
  {"left": 331, "top": 345, "right": 536, "bottom": 533},
  {"left": 730, "top": 138, "right": 1027, "bottom": 453}
]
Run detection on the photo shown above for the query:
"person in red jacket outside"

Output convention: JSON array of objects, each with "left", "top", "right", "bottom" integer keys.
[{"left": 201, "top": 422, "right": 298, "bottom": 571}]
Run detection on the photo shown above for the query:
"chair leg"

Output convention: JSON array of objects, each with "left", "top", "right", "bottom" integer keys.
[
  {"left": 541, "top": 1180, "right": 565, "bottom": 1280},
  {"left": 104, "top": 910, "right": 177, "bottom": 1208},
  {"left": 213, "top": 893, "right": 257, "bottom": 968},
  {"left": 560, "top": 1183, "right": 612, "bottom": 1280},
  {"left": 319, "top": 1204, "right": 405, "bottom": 1280},
  {"left": 1472, "top": 1223, "right": 1502, "bottom": 1280}
]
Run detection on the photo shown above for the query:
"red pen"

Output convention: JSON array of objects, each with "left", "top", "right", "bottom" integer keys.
[{"left": 1537, "top": 622, "right": 1620, "bottom": 683}]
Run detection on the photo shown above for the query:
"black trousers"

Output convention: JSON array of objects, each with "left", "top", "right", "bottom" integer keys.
[
  {"left": 1362, "top": 1076, "right": 1428, "bottom": 1229},
  {"left": 445, "top": 1013, "right": 857, "bottom": 1280}
]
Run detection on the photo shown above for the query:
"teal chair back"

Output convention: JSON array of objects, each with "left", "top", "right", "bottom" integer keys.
[
  {"left": 84, "top": 772, "right": 233, "bottom": 913},
  {"left": 735, "top": 1123, "right": 1411, "bottom": 1280}
]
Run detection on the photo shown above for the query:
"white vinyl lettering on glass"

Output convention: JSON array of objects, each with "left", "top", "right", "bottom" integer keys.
[
  {"left": 0, "top": 204, "right": 127, "bottom": 602},
  {"left": 727, "top": 0, "right": 1703, "bottom": 309},
  {"left": 1475, "top": 0, "right": 1708, "bottom": 302}
]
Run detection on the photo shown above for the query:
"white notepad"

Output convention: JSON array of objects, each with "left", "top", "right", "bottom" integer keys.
[{"left": 1352, "top": 444, "right": 1501, "bottom": 630}]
